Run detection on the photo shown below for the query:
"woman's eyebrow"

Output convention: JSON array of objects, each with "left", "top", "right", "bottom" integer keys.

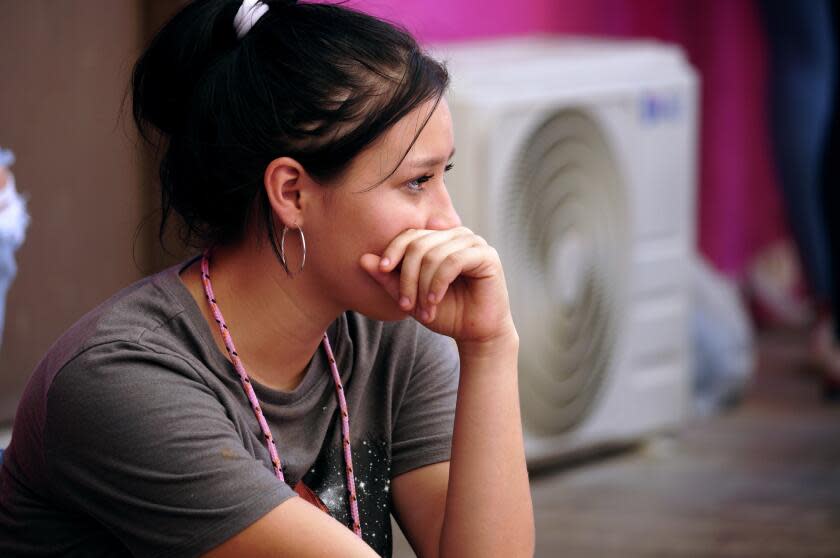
[{"left": 405, "top": 147, "right": 456, "bottom": 168}]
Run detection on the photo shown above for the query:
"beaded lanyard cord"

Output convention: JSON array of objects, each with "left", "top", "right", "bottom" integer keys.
[{"left": 200, "top": 250, "right": 362, "bottom": 537}]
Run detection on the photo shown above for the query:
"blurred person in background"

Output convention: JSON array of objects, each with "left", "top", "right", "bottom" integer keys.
[
  {"left": 0, "top": 147, "right": 30, "bottom": 352},
  {"left": 759, "top": 0, "right": 840, "bottom": 399}
]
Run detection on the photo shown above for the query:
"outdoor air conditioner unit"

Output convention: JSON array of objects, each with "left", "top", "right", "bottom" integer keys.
[{"left": 432, "top": 37, "right": 698, "bottom": 468}]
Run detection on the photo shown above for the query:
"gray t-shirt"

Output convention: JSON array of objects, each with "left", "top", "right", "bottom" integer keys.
[{"left": 0, "top": 256, "right": 459, "bottom": 557}]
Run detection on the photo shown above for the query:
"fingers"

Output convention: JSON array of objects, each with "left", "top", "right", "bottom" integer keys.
[
  {"left": 378, "top": 227, "right": 474, "bottom": 312},
  {"left": 376, "top": 229, "right": 435, "bottom": 274},
  {"left": 423, "top": 244, "right": 497, "bottom": 323},
  {"left": 370, "top": 226, "right": 498, "bottom": 325},
  {"left": 417, "top": 234, "right": 486, "bottom": 311},
  {"left": 359, "top": 253, "right": 401, "bottom": 302}
]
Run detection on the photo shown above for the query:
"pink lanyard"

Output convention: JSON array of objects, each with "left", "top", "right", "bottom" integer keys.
[{"left": 200, "top": 250, "right": 362, "bottom": 538}]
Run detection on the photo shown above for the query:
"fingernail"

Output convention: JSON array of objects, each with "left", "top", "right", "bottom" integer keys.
[
  {"left": 420, "top": 310, "right": 430, "bottom": 322},
  {"left": 380, "top": 257, "right": 390, "bottom": 269},
  {"left": 427, "top": 292, "right": 436, "bottom": 304},
  {"left": 399, "top": 296, "right": 410, "bottom": 309}
]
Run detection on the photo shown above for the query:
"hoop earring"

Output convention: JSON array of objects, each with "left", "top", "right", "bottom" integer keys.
[{"left": 280, "top": 225, "right": 306, "bottom": 277}]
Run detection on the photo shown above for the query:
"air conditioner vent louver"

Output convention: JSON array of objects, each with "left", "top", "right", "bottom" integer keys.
[{"left": 505, "top": 110, "right": 627, "bottom": 436}]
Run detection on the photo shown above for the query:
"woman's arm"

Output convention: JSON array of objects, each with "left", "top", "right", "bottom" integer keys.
[
  {"left": 440, "top": 333, "right": 533, "bottom": 557},
  {"left": 363, "top": 226, "right": 536, "bottom": 557},
  {"left": 203, "top": 497, "right": 380, "bottom": 558},
  {"left": 391, "top": 334, "right": 533, "bottom": 558}
]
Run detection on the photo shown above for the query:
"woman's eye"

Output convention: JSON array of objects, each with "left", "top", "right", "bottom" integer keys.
[
  {"left": 404, "top": 162, "right": 454, "bottom": 193},
  {"left": 405, "top": 174, "right": 433, "bottom": 193}
]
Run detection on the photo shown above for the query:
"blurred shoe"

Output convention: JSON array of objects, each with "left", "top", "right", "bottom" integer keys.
[
  {"left": 746, "top": 239, "right": 814, "bottom": 328},
  {"left": 691, "top": 256, "right": 756, "bottom": 418}
]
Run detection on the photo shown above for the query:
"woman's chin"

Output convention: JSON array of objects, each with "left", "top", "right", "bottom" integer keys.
[{"left": 351, "top": 293, "right": 410, "bottom": 322}]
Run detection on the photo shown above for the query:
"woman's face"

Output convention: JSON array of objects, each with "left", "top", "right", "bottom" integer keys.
[{"left": 304, "top": 97, "right": 461, "bottom": 320}]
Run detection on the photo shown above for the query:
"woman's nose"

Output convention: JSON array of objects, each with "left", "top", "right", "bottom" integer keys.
[{"left": 426, "top": 186, "right": 462, "bottom": 230}]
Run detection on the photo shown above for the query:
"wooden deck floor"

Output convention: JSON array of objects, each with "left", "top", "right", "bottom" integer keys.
[{"left": 392, "top": 329, "right": 840, "bottom": 557}]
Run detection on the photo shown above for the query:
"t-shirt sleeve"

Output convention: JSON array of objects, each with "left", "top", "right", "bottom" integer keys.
[
  {"left": 43, "top": 341, "right": 296, "bottom": 558},
  {"left": 389, "top": 324, "right": 460, "bottom": 478}
]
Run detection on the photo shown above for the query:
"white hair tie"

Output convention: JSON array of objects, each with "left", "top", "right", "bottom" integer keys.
[{"left": 233, "top": 0, "right": 269, "bottom": 39}]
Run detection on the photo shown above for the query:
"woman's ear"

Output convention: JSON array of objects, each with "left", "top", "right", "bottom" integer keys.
[{"left": 264, "top": 156, "right": 308, "bottom": 228}]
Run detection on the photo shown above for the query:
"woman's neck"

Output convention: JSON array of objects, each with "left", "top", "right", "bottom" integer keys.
[{"left": 180, "top": 240, "right": 341, "bottom": 392}]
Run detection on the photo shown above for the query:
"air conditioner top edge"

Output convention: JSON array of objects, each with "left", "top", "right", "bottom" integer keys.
[
  {"left": 445, "top": 78, "right": 695, "bottom": 109},
  {"left": 428, "top": 34, "right": 686, "bottom": 63},
  {"left": 428, "top": 35, "right": 696, "bottom": 89}
]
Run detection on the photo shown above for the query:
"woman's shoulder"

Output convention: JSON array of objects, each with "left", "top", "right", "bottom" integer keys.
[
  {"left": 33, "top": 258, "right": 207, "bottom": 389},
  {"left": 344, "top": 311, "right": 458, "bottom": 374},
  {"left": 12, "top": 260, "right": 214, "bottom": 470}
]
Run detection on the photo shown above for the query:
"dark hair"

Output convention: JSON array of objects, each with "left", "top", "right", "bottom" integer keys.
[{"left": 132, "top": 0, "right": 449, "bottom": 253}]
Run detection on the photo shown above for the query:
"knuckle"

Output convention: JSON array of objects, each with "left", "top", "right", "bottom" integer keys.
[
  {"left": 408, "top": 236, "right": 434, "bottom": 258},
  {"left": 444, "top": 251, "right": 462, "bottom": 266},
  {"left": 421, "top": 252, "right": 436, "bottom": 267},
  {"left": 405, "top": 246, "right": 423, "bottom": 265},
  {"left": 405, "top": 243, "right": 422, "bottom": 260}
]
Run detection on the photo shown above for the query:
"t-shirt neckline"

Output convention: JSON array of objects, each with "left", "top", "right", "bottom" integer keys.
[{"left": 157, "top": 254, "right": 348, "bottom": 406}]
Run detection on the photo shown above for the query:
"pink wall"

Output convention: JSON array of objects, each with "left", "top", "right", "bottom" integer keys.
[
  {"left": 347, "top": 1, "right": 576, "bottom": 42},
  {"left": 348, "top": 0, "right": 788, "bottom": 279}
]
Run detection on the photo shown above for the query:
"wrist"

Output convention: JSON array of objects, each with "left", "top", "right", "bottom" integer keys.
[{"left": 456, "top": 323, "right": 519, "bottom": 361}]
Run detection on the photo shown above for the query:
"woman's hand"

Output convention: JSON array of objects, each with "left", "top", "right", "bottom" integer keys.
[{"left": 360, "top": 226, "right": 517, "bottom": 346}]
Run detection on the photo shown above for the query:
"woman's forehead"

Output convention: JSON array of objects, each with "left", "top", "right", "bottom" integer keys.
[{"left": 366, "top": 99, "right": 454, "bottom": 171}]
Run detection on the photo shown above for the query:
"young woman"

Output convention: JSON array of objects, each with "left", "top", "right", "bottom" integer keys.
[{"left": 0, "top": 1, "right": 534, "bottom": 556}]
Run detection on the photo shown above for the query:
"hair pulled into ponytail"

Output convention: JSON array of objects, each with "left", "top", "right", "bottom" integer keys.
[{"left": 132, "top": 0, "right": 449, "bottom": 251}]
